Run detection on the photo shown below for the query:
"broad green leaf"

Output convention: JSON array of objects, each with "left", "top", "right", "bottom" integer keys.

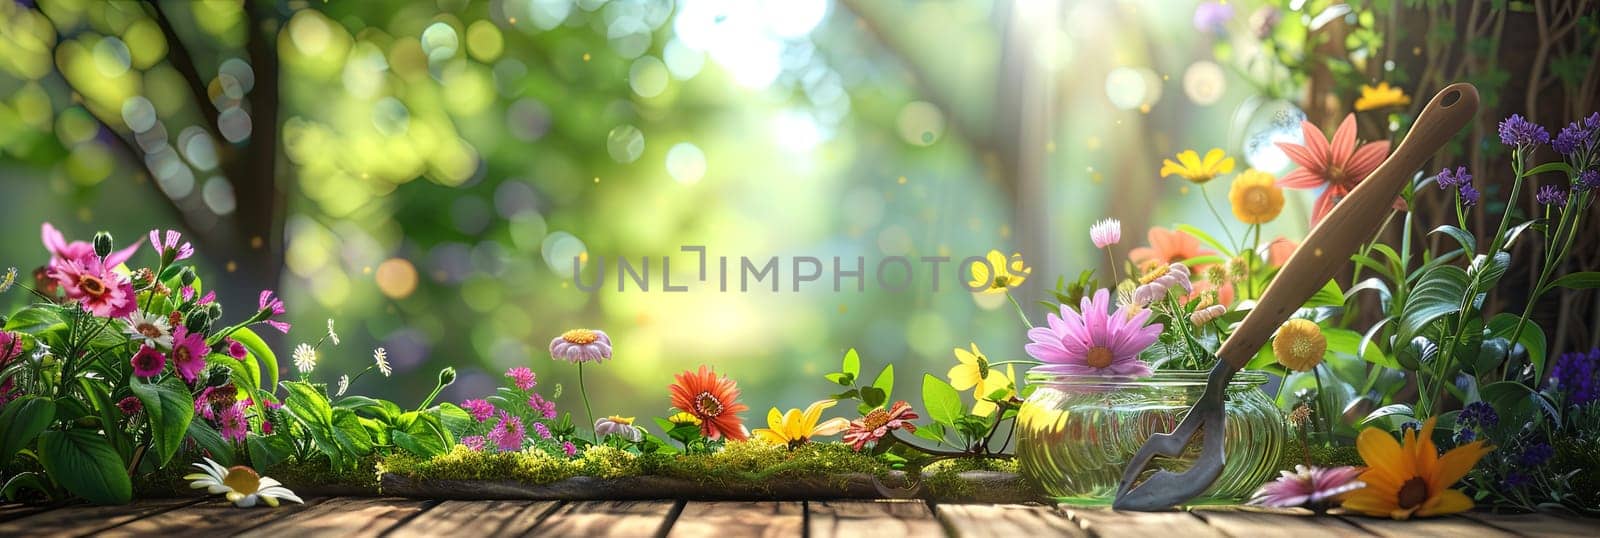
[
  {"left": 913, "top": 422, "right": 947, "bottom": 446},
  {"left": 246, "top": 433, "right": 294, "bottom": 469},
  {"left": 1467, "top": 252, "right": 1511, "bottom": 294},
  {"left": 1305, "top": 279, "right": 1345, "bottom": 307},
  {"left": 0, "top": 396, "right": 56, "bottom": 465},
  {"left": 436, "top": 402, "right": 472, "bottom": 438},
  {"left": 230, "top": 328, "right": 279, "bottom": 396},
  {"left": 132, "top": 377, "right": 195, "bottom": 466},
  {"left": 1547, "top": 271, "right": 1600, "bottom": 290},
  {"left": 1487, "top": 314, "right": 1547, "bottom": 382},
  {"left": 920, "top": 374, "right": 962, "bottom": 426},
  {"left": 1344, "top": 278, "right": 1393, "bottom": 313},
  {"left": 282, "top": 381, "right": 333, "bottom": 426},
  {"left": 76, "top": 378, "right": 124, "bottom": 457},
  {"left": 1398, "top": 265, "right": 1468, "bottom": 341},
  {"left": 331, "top": 408, "right": 375, "bottom": 459},
  {"left": 1429, "top": 224, "right": 1476, "bottom": 254},
  {"left": 1521, "top": 161, "right": 1574, "bottom": 177},
  {"left": 3, "top": 306, "right": 66, "bottom": 334},
  {"left": 871, "top": 364, "right": 895, "bottom": 403},
  {"left": 186, "top": 420, "right": 235, "bottom": 466},
  {"left": 823, "top": 372, "right": 855, "bottom": 386},
  {"left": 841, "top": 348, "right": 860, "bottom": 378},
  {"left": 859, "top": 387, "right": 886, "bottom": 408},
  {"left": 39, "top": 429, "right": 131, "bottom": 505},
  {"left": 392, "top": 412, "right": 449, "bottom": 458}
]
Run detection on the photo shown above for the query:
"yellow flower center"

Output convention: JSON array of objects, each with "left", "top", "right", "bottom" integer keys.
[
  {"left": 1243, "top": 188, "right": 1272, "bottom": 214},
  {"left": 1086, "top": 346, "right": 1114, "bottom": 369},
  {"left": 561, "top": 329, "right": 598, "bottom": 344},
  {"left": 695, "top": 392, "right": 723, "bottom": 417},
  {"left": 860, "top": 409, "right": 891, "bottom": 430},
  {"left": 79, "top": 274, "right": 107, "bottom": 296},
  {"left": 607, "top": 415, "right": 634, "bottom": 425},
  {"left": 992, "top": 275, "right": 1011, "bottom": 289},
  {"left": 137, "top": 322, "right": 162, "bottom": 339},
  {"left": 1138, "top": 264, "right": 1169, "bottom": 285},
  {"left": 222, "top": 466, "right": 261, "bottom": 495},
  {"left": 1397, "top": 476, "right": 1428, "bottom": 509}
]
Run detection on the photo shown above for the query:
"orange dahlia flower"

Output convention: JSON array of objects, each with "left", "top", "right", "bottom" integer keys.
[{"left": 669, "top": 366, "right": 749, "bottom": 441}]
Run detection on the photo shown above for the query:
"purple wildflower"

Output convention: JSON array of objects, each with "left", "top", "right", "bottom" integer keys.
[
  {"left": 1548, "top": 348, "right": 1599, "bottom": 406},
  {"left": 506, "top": 367, "right": 537, "bottom": 390},
  {"left": 1553, "top": 122, "right": 1590, "bottom": 155},
  {"left": 1536, "top": 185, "right": 1568, "bottom": 206},
  {"left": 488, "top": 412, "right": 525, "bottom": 452},
  {"left": 1192, "top": 1, "right": 1233, "bottom": 34},
  {"left": 1499, "top": 114, "right": 1550, "bottom": 147},
  {"left": 461, "top": 435, "right": 486, "bottom": 451},
  {"left": 532, "top": 421, "right": 552, "bottom": 439},
  {"left": 1248, "top": 465, "right": 1366, "bottom": 509},
  {"left": 1453, "top": 428, "right": 1476, "bottom": 444},
  {"left": 462, "top": 399, "right": 496, "bottom": 422},
  {"left": 1458, "top": 183, "right": 1480, "bottom": 207},
  {"left": 1459, "top": 402, "right": 1498, "bottom": 429},
  {"left": 1502, "top": 472, "right": 1532, "bottom": 489},
  {"left": 1578, "top": 169, "right": 1600, "bottom": 191},
  {"left": 1436, "top": 166, "right": 1468, "bottom": 189},
  {"left": 1518, "top": 441, "right": 1554, "bottom": 467}
]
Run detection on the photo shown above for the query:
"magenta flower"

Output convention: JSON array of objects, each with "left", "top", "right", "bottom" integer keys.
[
  {"left": 528, "top": 393, "right": 557, "bottom": 419},
  {"left": 1025, "top": 288, "right": 1161, "bottom": 376},
  {"left": 461, "top": 435, "right": 486, "bottom": 451},
  {"left": 562, "top": 441, "right": 577, "bottom": 457},
  {"left": 47, "top": 256, "right": 137, "bottom": 318},
  {"left": 148, "top": 229, "right": 194, "bottom": 262},
  {"left": 488, "top": 412, "right": 525, "bottom": 452},
  {"left": 170, "top": 326, "right": 208, "bottom": 383},
  {"left": 532, "top": 421, "right": 553, "bottom": 439},
  {"left": 0, "top": 330, "right": 21, "bottom": 363},
  {"left": 462, "top": 399, "right": 495, "bottom": 422},
  {"left": 549, "top": 329, "right": 612, "bottom": 364},
  {"left": 256, "top": 290, "right": 290, "bottom": 334},
  {"left": 130, "top": 345, "right": 167, "bottom": 377},
  {"left": 506, "top": 367, "right": 537, "bottom": 390},
  {"left": 225, "top": 338, "right": 248, "bottom": 360},
  {"left": 218, "top": 403, "right": 249, "bottom": 443},
  {"left": 1089, "top": 218, "right": 1121, "bottom": 249},
  {"left": 116, "top": 396, "right": 143, "bottom": 415},
  {"left": 41, "top": 223, "right": 141, "bottom": 267},
  {"left": 1249, "top": 465, "right": 1366, "bottom": 510}
]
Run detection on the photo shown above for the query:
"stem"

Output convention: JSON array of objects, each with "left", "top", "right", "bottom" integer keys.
[
  {"left": 578, "top": 362, "right": 596, "bottom": 442},
  {"left": 1198, "top": 183, "right": 1240, "bottom": 248},
  {"left": 1006, "top": 293, "right": 1034, "bottom": 329},
  {"left": 1247, "top": 224, "right": 1260, "bottom": 298},
  {"left": 1505, "top": 189, "right": 1589, "bottom": 379},
  {"left": 1312, "top": 366, "right": 1333, "bottom": 443},
  {"left": 1104, "top": 248, "right": 1119, "bottom": 283}
]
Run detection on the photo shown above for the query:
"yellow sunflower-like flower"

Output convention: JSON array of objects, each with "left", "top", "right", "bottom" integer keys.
[
  {"left": 968, "top": 250, "right": 1031, "bottom": 294},
  {"left": 947, "top": 344, "right": 1014, "bottom": 416},
  {"left": 752, "top": 400, "right": 850, "bottom": 448},
  {"left": 1160, "top": 148, "right": 1235, "bottom": 184},
  {"left": 1228, "top": 169, "right": 1285, "bottom": 224},
  {"left": 666, "top": 411, "right": 703, "bottom": 426},
  {"left": 1354, "top": 82, "right": 1412, "bottom": 112},
  {"left": 1273, "top": 319, "right": 1326, "bottom": 372},
  {"left": 1342, "top": 417, "right": 1492, "bottom": 519}
]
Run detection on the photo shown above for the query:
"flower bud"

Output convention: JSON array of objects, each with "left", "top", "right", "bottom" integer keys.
[
  {"left": 179, "top": 266, "right": 198, "bottom": 286},
  {"left": 438, "top": 366, "right": 457, "bottom": 387},
  {"left": 207, "top": 365, "right": 233, "bottom": 388},
  {"left": 185, "top": 307, "right": 211, "bottom": 333},
  {"left": 93, "top": 232, "right": 114, "bottom": 258}
]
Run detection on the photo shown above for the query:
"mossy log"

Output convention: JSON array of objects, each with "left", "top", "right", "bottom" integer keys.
[{"left": 378, "top": 470, "right": 1039, "bottom": 503}]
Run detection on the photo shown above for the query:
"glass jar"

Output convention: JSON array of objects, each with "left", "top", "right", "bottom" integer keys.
[{"left": 1016, "top": 370, "right": 1285, "bottom": 505}]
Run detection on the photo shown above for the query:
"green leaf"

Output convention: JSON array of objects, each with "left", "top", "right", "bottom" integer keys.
[
  {"left": 1468, "top": 252, "right": 1511, "bottom": 294},
  {"left": 246, "top": 434, "right": 294, "bottom": 469},
  {"left": 77, "top": 378, "right": 124, "bottom": 457},
  {"left": 913, "top": 422, "right": 947, "bottom": 446},
  {"left": 1522, "top": 161, "right": 1575, "bottom": 177},
  {"left": 1547, "top": 271, "right": 1600, "bottom": 290},
  {"left": 920, "top": 374, "right": 962, "bottom": 426},
  {"left": 392, "top": 411, "right": 450, "bottom": 458},
  {"left": 0, "top": 396, "right": 56, "bottom": 465},
  {"left": 330, "top": 408, "right": 375, "bottom": 459},
  {"left": 870, "top": 364, "right": 895, "bottom": 404},
  {"left": 1305, "top": 279, "right": 1345, "bottom": 307},
  {"left": 1429, "top": 224, "right": 1476, "bottom": 253},
  {"left": 2, "top": 306, "right": 66, "bottom": 334},
  {"left": 230, "top": 328, "right": 279, "bottom": 397},
  {"left": 841, "top": 348, "right": 860, "bottom": 378},
  {"left": 823, "top": 372, "right": 855, "bottom": 386},
  {"left": 186, "top": 420, "right": 234, "bottom": 466},
  {"left": 1487, "top": 314, "right": 1547, "bottom": 382},
  {"left": 1360, "top": 404, "right": 1414, "bottom": 428},
  {"left": 39, "top": 429, "right": 131, "bottom": 505},
  {"left": 282, "top": 381, "right": 333, "bottom": 426},
  {"left": 435, "top": 403, "right": 472, "bottom": 439},
  {"left": 859, "top": 387, "right": 887, "bottom": 408},
  {"left": 131, "top": 377, "right": 194, "bottom": 467},
  {"left": 1176, "top": 224, "right": 1234, "bottom": 257},
  {"left": 1398, "top": 265, "right": 1469, "bottom": 341}
]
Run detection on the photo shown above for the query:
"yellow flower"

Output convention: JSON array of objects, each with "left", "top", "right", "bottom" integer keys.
[
  {"left": 947, "top": 344, "right": 1013, "bottom": 416},
  {"left": 1160, "top": 148, "right": 1235, "bottom": 184},
  {"left": 1228, "top": 169, "right": 1285, "bottom": 224},
  {"left": 1342, "top": 418, "right": 1491, "bottom": 519},
  {"left": 1355, "top": 82, "right": 1411, "bottom": 112},
  {"left": 1272, "top": 319, "right": 1326, "bottom": 372},
  {"left": 968, "top": 250, "right": 1031, "bottom": 294},
  {"left": 666, "top": 411, "right": 702, "bottom": 426},
  {"left": 752, "top": 400, "right": 850, "bottom": 448}
]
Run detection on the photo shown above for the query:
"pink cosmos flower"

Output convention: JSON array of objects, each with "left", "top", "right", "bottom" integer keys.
[
  {"left": 506, "top": 367, "right": 537, "bottom": 390},
  {"left": 1025, "top": 288, "right": 1161, "bottom": 377},
  {"left": 461, "top": 435, "right": 486, "bottom": 451},
  {"left": 170, "top": 326, "right": 208, "bottom": 383},
  {"left": 148, "top": 229, "right": 194, "bottom": 262},
  {"left": 549, "top": 329, "right": 612, "bottom": 364},
  {"left": 130, "top": 345, "right": 167, "bottom": 377},
  {"left": 195, "top": 385, "right": 237, "bottom": 421},
  {"left": 842, "top": 400, "right": 919, "bottom": 451},
  {"left": 462, "top": 399, "right": 495, "bottom": 422},
  {"left": 48, "top": 256, "right": 137, "bottom": 318},
  {"left": 41, "top": 223, "right": 141, "bottom": 268},
  {"left": 256, "top": 290, "right": 290, "bottom": 334},
  {"left": 488, "top": 412, "right": 525, "bottom": 452},
  {"left": 1089, "top": 218, "right": 1122, "bottom": 249},
  {"left": 1249, "top": 465, "right": 1366, "bottom": 509},
  {"left": 0, "top": 331, "right": 20, "bottom": 403}
]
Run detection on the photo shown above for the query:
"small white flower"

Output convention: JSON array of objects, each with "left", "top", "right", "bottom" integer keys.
[
  {"left": 326, "top": 319, "right": 340, "bottom": 346},
  {"left": 336, "top": 375, "right": 350, "bottom": 397},
  {"left": 0, "top": 267, "right": 16, "bottom": 293},
  {"left": 123, "top": 311, "right": 173, "bottom": 349},
  {"left": 292, "top": 343, "right": 317, "bottom": 374},
  {"left": 373, "top": 347, "right": 391, "bottom": 377},
  {"left": 184, "top": 457, "right": 303, "bottom": 508}
]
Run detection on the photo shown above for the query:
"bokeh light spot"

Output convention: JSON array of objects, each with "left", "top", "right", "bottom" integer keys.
[
  {"left": 628, "top": 56, "right": 669, "bottom": 98},
  {"left": 1183, "top": 61, "right": 1226, "bottom": 105},
  {"left": 665, "top": 142, "right": 707, "bottom": 184},
  {"left": 376, "top": 258, "right": 419, "bottom": 299},
  {"left": 606, "top": 124, "right": 646, "bottom": 163},
  {"left": 896, "top": 101, "right": 945, "bottom": 147}
]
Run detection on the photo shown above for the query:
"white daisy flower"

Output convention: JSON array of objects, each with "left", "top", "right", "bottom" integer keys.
[
  {"left": 184, "top": 457, "right": 303, "bottom": 508},
  {"left": 373, "top": 347, "right": 391, "bottom": 377},
  {"left": 326, "top": 319, "right": 340, "bottom": 346},
  {"left": 123, "top": 311, "right": 173, "bottom": 349},
  {"left": 292, "top": 343, "right": 317, "bottom": 374},
  {"left": 336, "top": 374, "right": 350, "bottom": 397}
]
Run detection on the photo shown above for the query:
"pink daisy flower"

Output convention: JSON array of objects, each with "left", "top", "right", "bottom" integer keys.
[
  {"left": 1025, "top": 288, "right": 1161, "bottom": 377},
  {"left": 532, "top": 421, "right": 553, "bottom": 439},
  {"left": 528, "top": 393, "right": 557, "bottom": 419},
  {"left": 218, "top": 403, "right": 249, "bottom": 443},
  {"left": 1249, "top": 465, "right": 1366, "bottom": 510},
  {"left": 225, "top": 338, "right": 248, "bottom": 360},
  {"left": 562, "top": 441, "right": 577, "bottom": 457},
  {"left": 48, "top": 256, "right": 137, "bottom": 318},
  {"left": 41, "top": 223, "right": 141, "bottom": 268},
  {"left": 148, "top": 229, "right": 194, "bottom": 262},
  {"left": 130, "top": 345, "right": 167, "bottom": 377},
  {"left": 116, "top": 396, "right": 144, "bottom": 415},
  {"left": 842, "top": 401, "right": 919, "bottom": 451},
  {"left": 170, "top": 326, "right": 208, "bottom": 383},
  {"left": 549, "top": 329, "right": 612, "bottom": 364},
  {"left": 506, "top": 367, "right": 537, "bottom": 390}
]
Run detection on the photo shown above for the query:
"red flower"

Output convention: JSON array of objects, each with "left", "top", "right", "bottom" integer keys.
[
  {"left": 669, "top": 366, "right": 749, "bottom": 441},
  {"left": 842, "top": 401, "right": 919, "bottom": 450},
  {"left": 1275, "top": 113, "right": 1392, "bottom": 224}
]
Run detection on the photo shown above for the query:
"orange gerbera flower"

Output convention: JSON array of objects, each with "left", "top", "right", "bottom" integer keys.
[
  {"left": 1341, "top": 418, "right": 1492, "bottom": 520},
  {"left": 669, "top": 366, "right": 749, "bottom": 441},
  {"left": 1275, "top": 113, "right": 1392, "bottom": 224},
  {"left": 1129, "top": 227, "right": 1214, "bottom": 268}
]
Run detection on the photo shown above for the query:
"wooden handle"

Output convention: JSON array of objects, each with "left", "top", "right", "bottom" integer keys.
[{"left": 1217, "top": 83, "right": 1479, "bottom": 370}]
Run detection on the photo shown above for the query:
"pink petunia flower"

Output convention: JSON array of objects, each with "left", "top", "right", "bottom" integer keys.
[
  {"left": 506, "top": 367, "right": 537, "bottom": 390},
  {"left": 1274, "top": 113, "right": 1393, "bottom": 224},
  {"left": 256, "top": 290, "right": 290, "bottom": 334},
  {"left": 1089, "top": 218, "right": 1122, "bottom": 249},
  {"left": 842, "top": 401, "right": 919, "bottom": 451},
  {"left": 41, "top": 223, "right": 141, "bottom": 268},
  {"left": 47, "top": 256, "right": 137, "bottom": 318},
  {"left": 1025, "top": 288, "right": 1161, "bottom": 377},
  {"left": 170, "top": 326, "right": 208, "bottom": 383},
  {"left": 462, "top": 399, "right": 496, "bottom": 422},
  {"left": 148, "top": 229, "right": 194, "bottom": 262},
  {"left": 549, "top": 329, "right": 612, "bottom": 364},
  {"left": 532, "top": 421, "right": 553, "bottom": 439},
  {"left": 130, "top": 345, "right": 167, "bottom": 377},
  {"left": 1249, "top": 465, "right": 1366, "bottom": 509}
]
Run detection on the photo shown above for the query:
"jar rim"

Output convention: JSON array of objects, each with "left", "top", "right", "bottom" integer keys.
[{"left": 1024, "top": 369, "right": 1270, "bottom": 387}]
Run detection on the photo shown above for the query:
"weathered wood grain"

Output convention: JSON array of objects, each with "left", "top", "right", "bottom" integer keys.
[
  {"left": 1458, "top": 511, "right": 1600, "bottom": 537},
  {"left": 1057, "top": 506, "right": 1222, "bottom": 537},
  {"left": 381, "top": 499, "right": 559, "bottom": 537},
  {"left": 808, "top": 500, "right": 943, "bottom": 538},
  {"left": 525, "top": 500, "right": 680, "bottom": 537},
  {"left": 937, "top": 503, "right": 1086, "bottom": 537},
  {"left": 98, "top": 497, "right": 325, "bottom": 537},
  {"left": 1190, "top": 505, "right": 1374, "bottom": 537},
  {"left": 236, "top": 497, "right": 432, "bottom": 538},
  {"left": 0, "top": 502, "right": 54, "bottom": 523},
  {"left": 665, "top": 501, "right": 804, "bottom": 538},
  {"left": 0, "top": 498, "right": 200, "bottom": 537},
  {"left": 1338, "top": 514, "right": 1515, "bottom": 537}
]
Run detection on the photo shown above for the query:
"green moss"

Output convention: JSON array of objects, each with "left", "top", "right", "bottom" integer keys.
[{"left": 380, "top": 445, "right": 579, "bottom": 484}]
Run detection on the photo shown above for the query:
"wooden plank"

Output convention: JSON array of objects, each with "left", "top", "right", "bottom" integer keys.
[
  {"left": 0, "top": 498, "right": 200, "bottom": 537},
  {"left": 98, "top": 497, "right": 327, "bottom": 537},
  {"left": 1057, "top": 506, "right": 1222, "bottom": 537},
  {"left": 386, "top": 499, "right": 560, "bottom": 538},
  {"left": 237, "top": 497, "right": 432, "bottom": 538},
  {"left": 1338, "top": 514, "right": 1515, "bottom": 537},
  {"left": 808, "top": 500, "right": 943, "bottom": 538},
  {"left": 666, "top": 502, "right": 804, "bottom": 538},
  {"left": 1190, "top": 506, "right": 1374, "bottom": 537},
  {"left": 525, "top": 500, "right": 680, "bottom": 537},
  {"left": 937, "top": 503, "right": 1086, "bottom": 537},
  {"left": 1459, "top": 511, "right": 1600, "bottom": 537},
  {"left": 0, "top": 502, "right": 54, "bottom": 523}
]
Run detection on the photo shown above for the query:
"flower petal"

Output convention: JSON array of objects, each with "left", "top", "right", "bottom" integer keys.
[
  {"left": 1329, "top": 113, "right": 1358, "bottom": 168},
  {"left": 1355, "top": 426, "right": 1409, "bottom": 482},
  {"left": 1416, "top": 488, "right": 1473, "bottom": 517}
]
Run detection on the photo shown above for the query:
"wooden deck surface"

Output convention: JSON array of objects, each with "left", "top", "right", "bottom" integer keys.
[{"left": 0, "top": 497, "right": 1594, "bottom": 537}]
